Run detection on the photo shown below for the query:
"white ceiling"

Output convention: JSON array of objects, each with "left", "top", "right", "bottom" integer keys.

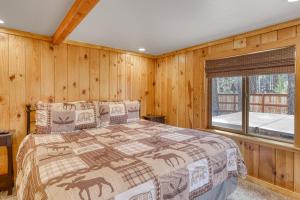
[
  {"left": 1, "top": 0, "right": 300, "bottom": 55},
  {"left": 0, "top": 0, "right": 74, "bottom": 35},
  {"left": 69, "top": 0, "right": 300, "bottom": 55}
]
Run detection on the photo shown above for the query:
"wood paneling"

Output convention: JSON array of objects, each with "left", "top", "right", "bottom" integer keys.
[
  {"left": 294, "top": 153, "right": 300, "bottom": 193},
  {"left": 154, "top": 19, "right": 300, "bottom": 194},
  {"left": 209, "top": 41, "right": 234, "bottom": 54},
  {"left": 1, "top": 16, "right": 300, "bottom": 196},
  {"left": 146, "top": 58, "right": 155, "bottom": 115},
  {"left": 132, "top": 56, "right": 141, "bottom": 102},
  {"left": 117, "top": 54, "right": 126, "bottom": 100},
  {"left": 185, "top": 51, "right": 194, "bottom": 128},
  {"left": 192, "top": 50, "right": 201, "bottom": 129},
  {"left": 244, "top": 142, "right": 259, "bottom": 177},
  {"left": 168, "top": 56, "right": 179, "bottom": 126},
  {"left": 0, "top": 33, "right": 155, "bottom": 177},
  {"left": 25, "top": 39, "right": 41, "bottom": 104},
  {"left": 99, "top": 50, "right": 110, "bottom": 100},
  {"left": 89, "top": 49, "right": 100, "bottom": 100},
  {"left": 54, "top": 44, "right": 68, "bottom": 102},
  {"left": 0, "top": 33, "right": 9, "bottom": 130},
  {"left": 211, "top": 128, "right": 300, "bottom": 196},
  {"left": 0, "top": 26, "right": 154, "bottom": 59},
  {"left": 155, "top": 21, "right": 299, "bottom": 130},
  {"left": 79, "top": 47, "right": 90, "bottom": 100},
  {"left": 276, "top": 150, "right": 294, "bottom": 190},
  {"left": 246, "top": 35, "right": 261, "bottom": 47},
  {"left": 156, "top": 50, "right": 207, "bottom": 129},
  {"left": 0, "top": 33, "right": 9, "bottom": 174},
  {"left": 139, "top": 58, "right": 147, "bottom": 111},
  {"left": 125, "top": 55, "right": 133, "bottom": 100},
  {"left": 154, "top": 59, "right": 162, "bottom": 115},
  {"left": 140, "top": 57, "right": 148, "bottom": 116},
  {"left": 8, "top": 35, "right": 27, "bottom": 178},
  {"left": 67, "top": 45, "right": 80, "bottom": 101},
  {"left": 160, "top": 58, "right": 167, "bottom": 119},
  {"left": 234, "top": 38, "right": 246, "bottom": 49},
  {"left": 41, "top": 42, "right": 55, "bottom": 102},
  {"left": 178, "top": 54, "right": 186, "bottom": 127},
  {"left": 109, "top": 52, "right": 118, "bottom": 100},
  {"left": 259, "top": 146, "right": 276, "bottom": 184},
  {"left": 261, "top": 31, "right": 278, "bottom": 44},
  {"left": 158, "top": 18, "right": 300, "bottom": 58},
  {"left": 278, "top": 26, "right": 297, "bottom": 40}
]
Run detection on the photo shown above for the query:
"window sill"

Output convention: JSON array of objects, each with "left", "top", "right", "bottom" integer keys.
[{"left": 199, "top": 128, "right": 300, "bottom": 153}]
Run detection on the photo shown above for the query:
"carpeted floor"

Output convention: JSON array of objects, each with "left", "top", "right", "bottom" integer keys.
[
  {"left": 227, "top": 179, "right": 291, "bottom": 200},
  {"left": 0, "top": 178, "right": 292, "bottom": 200}
]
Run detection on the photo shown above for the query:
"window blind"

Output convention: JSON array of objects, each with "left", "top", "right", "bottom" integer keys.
[{"left": 205, "top": 46, "right": 295, "bottom": 78}]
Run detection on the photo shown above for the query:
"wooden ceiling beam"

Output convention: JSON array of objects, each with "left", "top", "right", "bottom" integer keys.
[{"left": 52, "top": 0, "right": 99, "bottom": 45}]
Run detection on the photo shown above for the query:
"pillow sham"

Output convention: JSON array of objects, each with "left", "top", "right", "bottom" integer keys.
[
  {"left": 124, "top": 100, "right": 140, "bottom": 122},
  {"left": 95, "top": 100, "right": 140, "bottom": 127},
  {"left": 36, "top": 101, "right": 97, "bottom": 134},
  {"left": 98, "top": 101, "right": 128, "bottom": 126}
]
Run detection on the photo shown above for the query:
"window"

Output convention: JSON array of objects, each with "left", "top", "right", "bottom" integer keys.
[
  {"left": 206, "top": 46, "right": 295, "bottom": 142},
  {"left": 248, "top": 74, "right": 294, "bottom": 140},
  {"left": 211, "top": 76, "right": 243, "bottom": 131}
]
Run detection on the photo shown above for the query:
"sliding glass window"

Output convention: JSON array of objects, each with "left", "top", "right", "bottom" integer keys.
[
  {"left": 206, "top": 46, "right": 295, "bottom": 142},
  {"left": 248, "top": 73, "right": 295, "bottom": 140},
  {"left": 211, "top": 76, "right": 243, "bottom": 131}
]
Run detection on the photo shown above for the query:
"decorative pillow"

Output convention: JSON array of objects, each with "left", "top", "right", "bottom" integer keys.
[
  {"left": 36, "top": 101, "right": 97, "bottom": 134},
  {"left": 98, "top": 101, "right": 128, "bottom": 126},
  {"left": 51, "top": 109, "right": 75, "bottom": 133},
  {"left": 74, "top": 102, "right": 97, "bottom": 130},
  {"left": 98, "top": 101, "right": 110, "bottom": 127},
  {"left": 124, "top": 100, "right": 140, "bottom": 122},
  {"left": 109, "top": 103, "right": 128, "bottom": 124}
]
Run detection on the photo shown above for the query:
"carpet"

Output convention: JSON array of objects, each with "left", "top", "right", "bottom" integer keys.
[
  {"left": 0, "top": 178, "right": 293, "bottom": 200},
  {"left": 227, "top": 178, "right": 292, "bottom": 200}
]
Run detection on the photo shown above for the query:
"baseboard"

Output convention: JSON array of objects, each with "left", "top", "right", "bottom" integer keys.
[{"left": 246, "top": 176, "right": 300, "bottom": 200}]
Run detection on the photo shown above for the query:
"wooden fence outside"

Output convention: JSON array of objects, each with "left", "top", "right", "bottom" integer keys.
[{"left": 217, "top": 93, "right": 289, "bottom": 114}]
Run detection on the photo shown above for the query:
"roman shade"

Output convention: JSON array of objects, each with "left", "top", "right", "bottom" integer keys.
[{"left": 205, "top": 46, "right": 295, "bottom": 78}]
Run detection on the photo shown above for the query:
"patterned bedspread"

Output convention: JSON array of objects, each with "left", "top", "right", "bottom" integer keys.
[{"left": 16, "top": 120, "right": 247, "bottom": 200}]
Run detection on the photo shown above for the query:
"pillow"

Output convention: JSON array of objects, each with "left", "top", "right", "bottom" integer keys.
[
  {"left": 97, "top": 101, "right": 110, "bottom": 127},
  {"left": 124, "top": 100, "right": 140, "bottom": 122},
  {"left": 36, "top": 101, "right": 97, "bottom": 134},
  {"left": 98, "top": 101, "right": 128, "bottom": 126},
  {"left": 74, "top": 102, "right": 97, "bottom": 130}
]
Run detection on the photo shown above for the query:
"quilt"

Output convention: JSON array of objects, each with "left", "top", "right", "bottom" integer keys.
[{"left": 16, "top": 120, "right": 247, "bottom": 200}]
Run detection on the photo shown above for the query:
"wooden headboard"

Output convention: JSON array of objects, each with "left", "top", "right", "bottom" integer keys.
[{"left": 26, "top": 104, "right": 37, "bottom": 135}]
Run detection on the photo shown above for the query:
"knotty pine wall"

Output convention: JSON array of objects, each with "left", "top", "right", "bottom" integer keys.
[
  {"left": 155, "top": 24, "right": 300, "bottom": 196},
  {"left": 1, "top": 20, "right": 300, "bottom": 197},
  {"left": 0, "top": 33, "right": 155, "bottom": 176}
]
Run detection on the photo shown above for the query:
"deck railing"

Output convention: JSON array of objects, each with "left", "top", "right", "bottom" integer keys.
[{"left": 217, "top": 93, "right": 289, "bottom": 114}]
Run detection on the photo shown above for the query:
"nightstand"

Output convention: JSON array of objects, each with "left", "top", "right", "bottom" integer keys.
[
  {"left": 0, "top": 131, "right": 13, "bottom": 195},
  {"left": 143, "top": 115, "right": 165, "bottom": 124}
]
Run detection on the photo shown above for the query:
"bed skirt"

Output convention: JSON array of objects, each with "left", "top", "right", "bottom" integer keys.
[{"left": 196, "top": 177, "right": 237, "bottom": 200}]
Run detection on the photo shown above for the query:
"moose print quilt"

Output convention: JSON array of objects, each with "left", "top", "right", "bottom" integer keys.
[{"left": 16, "top": 120, "right": 247, "bottom": 200}]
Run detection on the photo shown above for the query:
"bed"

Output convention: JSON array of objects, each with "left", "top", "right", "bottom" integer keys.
[{"left": 16, "top": 101, "right": 246, "bottom": 200}]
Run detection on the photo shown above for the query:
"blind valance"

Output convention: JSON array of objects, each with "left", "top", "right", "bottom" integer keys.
[{"left": 205, "top": 46, "right": 295, "bottom": 78}]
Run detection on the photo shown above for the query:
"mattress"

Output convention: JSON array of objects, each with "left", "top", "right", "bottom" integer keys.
[{"left": 16, "top": 120, "right": 246, "bottom": 200}]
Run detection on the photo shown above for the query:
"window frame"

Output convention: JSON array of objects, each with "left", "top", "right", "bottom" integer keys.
[{"left": 208, "top": 75, "right": 295, "bottom": 144}]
